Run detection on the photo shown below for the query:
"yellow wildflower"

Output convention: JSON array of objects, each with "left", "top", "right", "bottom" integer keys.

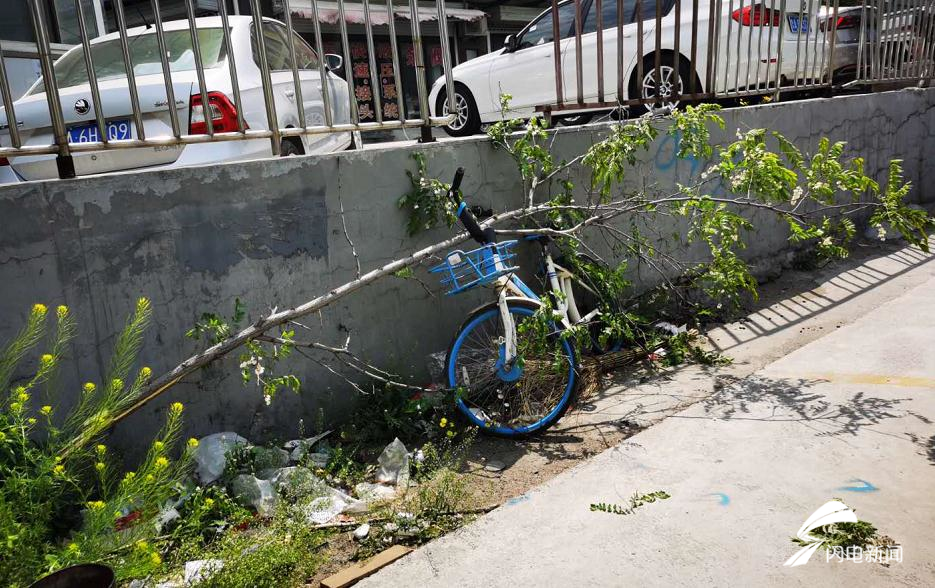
[
  {"left": 140, "top": 366, "right": 152, "bottom": 379},
  {"left": 150, "top": 552, "right": 162, "bottom": 566},
  {"left": 17, "top": 391, "right": 30, "bottom": 404},
  {"left": 86, "top": 501, "right": 105, "bottom": 511},
  {"left": 96, "top": 444, "right": 106, "bottom": 456},
  {"left": 26, "top": 418, "right": 36, "bottom": 425},
  {"left": 186, "top": 437, "right": 199, "bottom": 449},
  {"left": 83, "top": 382, "right": 96, "bottom": 394},
  {"left": 145, "top": 474, "right": 154, "bottom": 483},
  {"left": 9, "top": 402, "right": 22, "bottom": 412},
  {"left": 153, "top": 441, "right": 165, "bottom": 452},
  {"left": 56, "top": 305, "right": 69, "bottom": 318},
  {"left": 40, "top": 405, "right": 52, "bottom": 416},
  {"left": 123, "top": 471, "right": 136, "bottom": 483},
  {"left": 135, "top": 540, "right": 149, "bottom": 551},
  {"left": 169, "top": 402, "right": 184, "bottom": 415},
  {"left": 32, "top": 303, "right": 47, "bottom": 315},
  {"left": 111, "top": 378, "right": 124, "bottom": 391},
  {"left": 40, "top": 354, "right": 54, "bottom": 365},
  {"left": 204, "top": 498, "right": 215, "bottom": 508},
  {"left": 66, "top": 542, "right": 80, "bottom": 554},
  {"left": 446, "top": 430, "right": 455, "bottom": 438},
  {"left": 154, "top": 456, "right": 169, "bottom": 469},
  {"left": 53, "top": 464, "right": 65, "bottom": 476},
  {"left": 95, "top": 462, "right": 105, "bottom": 473},
  {"left": 439, "top": 417, "right": 448, "bottom": 428}
]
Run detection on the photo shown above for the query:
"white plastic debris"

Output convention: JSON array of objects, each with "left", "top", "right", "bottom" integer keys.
[
  {"left": 426, "top": 350, "right": 448, "bottom": 384},
  {"left": 353, "top": 523, "right": 371, "bottom": 540},
  {"left": 375, "top": 438, "right": 410, "bottom": 487},
  {"left": 184, "top": 559, "right": 224, "bottom": 585},
  {"left": 355, "top": 482, "right": 397, "bottom": 503},
  {"left": 284, "top": 430, "right": 332, "bottom": 462},
  {"left": 193, "top": 432, "right": 248, "bottom": 485},
  {"left": 230, "top": 474, "right": 279, "bottom": 516},
  {"left": 484, "top": 460, "right": 505, "bottom": 472},
  {"left": 155, "top": 506, "right": 180, "bottom": 532},
  {"left": 304, "top": 452, "right": 331, "bottom": 468},
  {"left": 413, "top": 449, "right": 425, "bottom": 464},
  {"left": 304, "top": 486, "right": 367, "bottom": 525},
  {"left": 655, "top": 321, "right": 688, "bottom": 336}
]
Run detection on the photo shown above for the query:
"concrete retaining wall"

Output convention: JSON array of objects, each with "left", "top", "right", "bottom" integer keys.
[{"left": 1, "top": 87, "right": 933, "bottom": 456}]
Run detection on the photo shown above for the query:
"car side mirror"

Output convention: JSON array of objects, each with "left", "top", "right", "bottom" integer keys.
[
  {"left": 504, "top": 34, "right": 517, "bottom": 52},
  {"left": 324, "top": 54, "right": 343, "bottom": 72}
]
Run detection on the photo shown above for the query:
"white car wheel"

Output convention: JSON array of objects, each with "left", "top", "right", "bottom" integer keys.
[
  {"left": 438, "top": 87, "right": 481, "bottom": 136},
  {"left": 641, "top": 65, "right": 684, "bottom": 109},
  {"left": 443, "top": 92, "right": 471, "bottom": 131}
]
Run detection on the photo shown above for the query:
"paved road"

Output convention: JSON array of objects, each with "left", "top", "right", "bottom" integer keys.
[{"left": 359, "top": 243, "right": 935, "bottom": 587}]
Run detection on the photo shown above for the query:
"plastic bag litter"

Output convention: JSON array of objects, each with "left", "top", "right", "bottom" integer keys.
[
  {"left": 654, "top": 321, "right": 688, "bottom": 336},
  {"left": 304, "top": 486, "right": 367, "bottom": 524},
  {"left": 193, "top": 432, "right": 247, "bottom": 485},
  {"left": 355, "top": 482, "right": 397, "bottom": 503},
  {"left": 284, "top": 430, "right": 332, "bottom": 462},
  {"left": 375, "top": 438, "right": 410, "bottom": 487},
  {"left": 229, "top": 474, "right": 279, "bottom": 516}
]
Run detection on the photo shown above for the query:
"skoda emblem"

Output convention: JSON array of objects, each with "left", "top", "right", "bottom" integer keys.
[{"left": 74, "top": 99, "right": 91, "bottom": 115}]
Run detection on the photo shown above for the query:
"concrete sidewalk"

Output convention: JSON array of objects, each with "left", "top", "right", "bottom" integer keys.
[{"left": 359, "top": 244, "right": 935, "bottom": 587}]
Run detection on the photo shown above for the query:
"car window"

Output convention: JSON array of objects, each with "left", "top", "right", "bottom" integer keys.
[
  {"left": 29, "top": 28, "right": 226, "bottom": 95},
  {"left": 291, "top": 31, "right": 320, "bottom": 69},
  {"left": 251, "top": 23, "right": 292, "bottom": 71},
  {"left": 582, "top": 0, "right": 672, "bottom": 32},
  {"left": 517, "top": 2, "right": 577, "bottom": 50}
]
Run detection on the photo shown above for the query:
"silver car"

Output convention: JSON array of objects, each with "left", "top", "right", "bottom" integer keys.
[{"left": 0, "top": 16, "right": 351, "bottom": 183}]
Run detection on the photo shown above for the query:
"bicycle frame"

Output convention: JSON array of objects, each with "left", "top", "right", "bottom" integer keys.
[{"left": 488, "top": 239, "right": 603, "bottom": 367}]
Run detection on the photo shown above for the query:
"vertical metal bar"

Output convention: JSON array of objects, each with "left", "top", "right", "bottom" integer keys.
[
  {"left": 218, "top": 0, "right": 246, "bottom": 132},
  {"left": 793, "top": 0, "right": 806, "bottom": 87},
  {"left": 0, "top": 46, "right": 22, "bottom": 148},
  {"left": 407, "top": 0, "right": 430, "bottom": 131},
  {"left": 824, "top": 0, "right": 840, "bottom": 85},
  {"left": 921, "top": 0, "right": 935, "bottom": 79},
  {"left": 654, "top": 0, "right": 662, "bottom": 105},
  {"left": 894, "top": 0, "right": 910, "bottom": 79},
  {"left": 150, "top": 0, "right": 181, "bottom": 138},
  {"left": 281, "top": 0, "right": 307, "bottom": 130},
  {"left": 809, "top": 0, "right": 822, "bottom": 83},
  {"left": 637, "top": 0, "right": 645, "bottom": 100},
  {"left": 250, "top": 0, "right": 281, "bottom": 154},
  {"left": 690, "top": 0, "right": 699, "bottom": 96},
  {"left": 617, "top": 0, "right": 625, "bottom": 102},
  {"left": 734, "top": 0, "right": 747, "bottom": 92},
  {"left": 28, "top": 0, "right": 73, "bottom": 178},
  {"left": 596, "top": 0, "right": 605, "bottom": 102},
  {"left": 338, "top": 0, "right": 360, "bottom": 125},
  {"left": 773, "top": 0, "right": 788, "bottom": 98},
  {"left": 114, "top": 0, "right": 145, "bottom": 139},
  {"left": 575, "top": 0, "right": 584, "bottom": 104},
  {"left": 184, "top": 0, "right": 214, "bottom": 136},
  {"left": 725, "top": 0, "right": 735, "bottom": 93},
  {"left": 744, "top": 0, "right": 755, "bottom": 91},
  {"left": 881, "top": 0, "right": 897, "bottom": 78},
  {"left": 875, "top": 0, "right": 885, "bottom": 79},
  {"left": 74, "top": 0, "right": 108, "bottom": 144},
  {"left": 552, "top": 0, "right": 564, "bottom": 106},
  {"left": 764, "top": 0, "right": 778, "bottom": 88},
  {"left": 310, "top": 0, "right": 333, "bottom": 127},
  {"left": 362, "top": 0, "right": 383, "bottom": 123},
  {"left": 707, "top": 0, "right": 721, "bottom": 94},
  {"left": 909, "top": 0, "right": 925, "bottom": 77},
  {"left": 435, "top": 0, "right": 456, "bottom": 116},
  {"left": 673, "top": 0, "right": 681, "bottom": 100},
  {"left": 385, "top": 0, "right": 406, "bottom": 121},
  {"left": 855, "top": 0, "right": 867, "bottom": 81}
]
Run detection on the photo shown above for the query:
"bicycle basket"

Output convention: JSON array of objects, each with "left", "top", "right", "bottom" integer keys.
[{"left": 429, "top": 241, "right": 519, "bottom": 295}]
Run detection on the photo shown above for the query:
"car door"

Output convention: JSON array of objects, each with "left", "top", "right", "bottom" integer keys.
[
  {"left": 489, "top": 2, "right": 578, "bottom": 115},
  {"left": 251, "top": 23, "right": 306, "bottom": 140}
]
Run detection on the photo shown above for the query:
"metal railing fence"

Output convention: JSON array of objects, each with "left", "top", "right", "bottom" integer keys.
[
  {"left": 0, "top": 0, "right": 457, "bottom": 177},
  {"left": 537, "top": 0, "right": 935, "bottom": 119}
]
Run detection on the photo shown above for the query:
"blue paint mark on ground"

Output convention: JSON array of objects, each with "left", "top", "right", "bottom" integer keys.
[
  {"left": 708, "top": 492, "right": 730, "bottom": 506},
  {"left": 836, "top": 479, "right": 878, "bottom": 493},
  {"left": 506, "top": 494, "right": 530, "bottom": 506}
]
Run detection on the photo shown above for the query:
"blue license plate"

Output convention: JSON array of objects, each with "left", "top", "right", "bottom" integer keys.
[
  {"left": 788, "top": 15, "right": 810, "bottom": 34},
  {"left": 68, "top": 119, "right": 132, "bottom": 143}
]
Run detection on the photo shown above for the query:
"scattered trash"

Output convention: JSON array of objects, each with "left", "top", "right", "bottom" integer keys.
[
  {"left": 413, "top": 449, "right": 425, "bottom": 464},
  {"left": 655, "top": 321, "right": 688, "bottom": 336},
  {"left": 355, "top": 482, "right": 397, "bottom": 503},
  {"left": 229, "top": 475, "right": 278, "bottom": 516},
  {"left": 155, "top": 506, "right": 180, "bottom": 533},
  {"left": 426, "top": 351, "right": 448, "bottom": 384},
  {"left": 249, "top": 446, "right": 289, "bottom": 471},
  {"left": 484, "top": 460, "right": 505, "bottom": 473},
  {"left": 183, "top": 559, "right": 224, "bottom": 585},
  {"left": 284, "top": 430, "right": 332, "bottom": 462},
  {"left": 304, "top": 485, "right": 367, "bottom": 525},
  {"left": 193, "top": 432, "right": 247, "bottom": 485},
  {"left": 353, "top": 523, "right": 371, "bottom": 541},
  {"left": 265, "top": 466, "right": 322, "bottom": 499},
  {"left": 375, "top": 438, "right": 410, "bottom": 487},
  {"left": 304, "top": 452, "right": 331, "bottom": 468}
]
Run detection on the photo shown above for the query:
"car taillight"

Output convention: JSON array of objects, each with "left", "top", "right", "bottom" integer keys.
[
  {"left": 821, "top": 13, "right": 861, "bottom": 31},
  {"left": 0, "top": 157, "right": 9, "bottom": 166},
  {"left": 732, "top": 5, "right": 781, "bottom": 26},
  {"left": 189, "top": 91, "right": 245, "bottom": 134}
]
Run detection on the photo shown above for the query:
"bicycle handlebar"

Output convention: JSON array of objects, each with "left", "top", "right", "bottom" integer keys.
[{"left": 447, "top": 167, "right": 494, "bottom": 245}]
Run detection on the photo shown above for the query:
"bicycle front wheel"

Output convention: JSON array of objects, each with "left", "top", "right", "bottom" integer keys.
[{"left": 446, "top": 300, "right": 578, "bottom": 438}]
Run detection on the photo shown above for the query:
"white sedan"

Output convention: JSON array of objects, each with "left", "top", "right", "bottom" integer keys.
[
  {"left": 431, "top": 0, "right": 827, "bottom": 135},
  {"left": 0, "top": 16, "right": 351, "bottom": 183}
]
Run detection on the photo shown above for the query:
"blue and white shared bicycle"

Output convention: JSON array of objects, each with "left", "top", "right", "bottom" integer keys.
[{"left": 431, "top": 168, "right": 617, "bottom": 438}]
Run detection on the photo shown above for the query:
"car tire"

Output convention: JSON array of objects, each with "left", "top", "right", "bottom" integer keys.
[
  {"left": 436, "top": 85, "right": 482, "bottom": 137},
  {"left": 629, "top": 53, "right": 696, "bottom": 115},
  {"left": 557, "top": 113, "right": 594, "bottom": 126},
  {"left": 280, "top": 137, "right": 304, "bottom": 156}
]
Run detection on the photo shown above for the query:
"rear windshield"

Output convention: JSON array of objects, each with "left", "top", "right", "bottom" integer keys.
[{"left": 29, "top": 28, "right": 227, "bottom": 95}]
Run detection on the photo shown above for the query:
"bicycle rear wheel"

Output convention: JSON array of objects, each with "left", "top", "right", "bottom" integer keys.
[{"left": 446, "top": 300, "right": 578, "bottom": 438}]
